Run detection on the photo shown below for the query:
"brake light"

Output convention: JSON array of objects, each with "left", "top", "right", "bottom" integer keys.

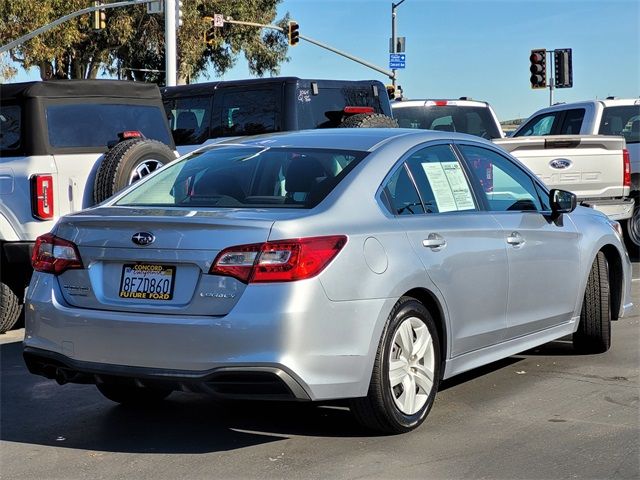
[
  {"left": 343, "top": 106, "right": 374, "bottom": 114},
  {"left": 210, "top": 235, "right": 347, "bottom": 283},
  {"left": 118, "top": 130, "right": 144, "bottom": 141},
  {"left": 32, "top": 233, "right": 83, "bottom": 275},
  {"left": 30, "top": 174, "right": 54, "bottom": 220},
  {"left": 623, "top": 148, "right": 631, "bottom": 188},
  {"left": 426, "top": 100, "right": 450, "bottom": 107}
]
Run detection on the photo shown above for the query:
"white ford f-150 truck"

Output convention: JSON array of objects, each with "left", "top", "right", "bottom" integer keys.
[
  {"left": 0, "top": 80, "right": 177, "bottom": 333},
  {"left": 511, "top": 98, "right": 639, "bottom": 249}
]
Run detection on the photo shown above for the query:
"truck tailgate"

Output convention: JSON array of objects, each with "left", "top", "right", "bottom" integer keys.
[{"left": 493, "top": 135, "right": 628, "bottom": 198}]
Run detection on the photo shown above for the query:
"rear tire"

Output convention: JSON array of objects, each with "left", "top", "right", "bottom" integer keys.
[
  {"left": 350, "top": 297, "right": 440, "bottom": 434},
  {"left": 93, "top": 138, "right": 176, "bottom": 204},
  {"left": 338, "top": 113, "right": 399, "bottom": 129},
  {"left": 97, "top": 383, "right": 172, "bottom": 405},
  {"left": 573, "top": 251, "right": 611, "bottom": 354},
  {"left": 622, "top": 204, "right": 639, "bottom": 256},
  {"left": 0, "top": 281, "right": 22, "bottom": 334}
]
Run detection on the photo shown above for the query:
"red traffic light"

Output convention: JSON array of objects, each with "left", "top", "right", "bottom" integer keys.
[{"left": 529, "top": 49, "right": 546, "bottom": 89}]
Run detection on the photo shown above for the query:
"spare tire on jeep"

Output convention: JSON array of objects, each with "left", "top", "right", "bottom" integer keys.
[
  {"left": 338, "top": 113, "right": 399, "bottom": 129},
  {"left": 93, "top": 138, "right": 176, "bottom": 204}
]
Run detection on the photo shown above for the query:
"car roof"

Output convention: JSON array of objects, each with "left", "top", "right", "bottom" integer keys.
[
  {"left": 392, "top": 99, "right": 490, "bottom": 108},
  {"left": 531, "top": 98, "right": 640, "bottom": 113},
  {"left": 196, "top": 128, "right": 487, "bottom": 152},
  {"left": 0, "top": 80, "right": 162, "bottom": 101}
]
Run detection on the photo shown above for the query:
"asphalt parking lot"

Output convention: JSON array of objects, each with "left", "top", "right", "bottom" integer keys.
[{"left": 1, "top": 261, "right": 638, "bottom": 480}]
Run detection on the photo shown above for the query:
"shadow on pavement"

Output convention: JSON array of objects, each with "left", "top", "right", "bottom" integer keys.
[{"left": 0, "top": 334, "right": 585, "bottom": 454}]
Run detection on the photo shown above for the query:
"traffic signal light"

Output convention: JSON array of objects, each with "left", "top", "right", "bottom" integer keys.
[
  {"left": 386, "top": 84, "right": 396, "bottom": 100},
  {"left": 529, "top": 49, "right": 546, "bottom": 89},
  {"left": 288, "top": 21, "right": 299, "bottom": 46},
  {"left": 93, "top": 1, "right": 106, "bottom": 30},
  {"left": 554, "top": 48, "right": 573, "bottom": 88}
]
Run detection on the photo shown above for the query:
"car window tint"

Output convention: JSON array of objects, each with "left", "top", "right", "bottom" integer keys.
[
  {"left": 392, "top": 105, "right": 502, "bottom": 139},
  {"left": 0, "top": 105, "right": 20, "bottom": 152},
  {"left": 383, "top": 164, "right": 425, "bottom": 215},
  {"left": 459, "top": 145, "right": 542, "bottom": 212},
  {"left": 516, "top": 112, "right": 557, "bottom": 136},
  {"left": 213, "top": 89, "right": 277, "bottom": 137},
  {"left": 165, "top": 96, "right": 211, "bottom": 146},
  {"left": 46, "top": 104, "right": 172, "bottom": 148},
  {"left": 297, "top": 86, "right": 382, "bottom": 129},
  {"left": 558, "top": 108, "right": 585, "bottom": 134},
  {"left": 116, "top": 146, "right": 367, "bottom": 209},
  {"left": 405, "top": 144, "right": 476, "bottom": 213},
  {"left": 599, "top": 105, "right": 640, "bottom": 144}
]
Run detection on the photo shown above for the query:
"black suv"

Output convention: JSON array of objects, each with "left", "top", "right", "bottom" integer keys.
[{"left": 161, "top": 77, "right": 396, "bottom": 151}]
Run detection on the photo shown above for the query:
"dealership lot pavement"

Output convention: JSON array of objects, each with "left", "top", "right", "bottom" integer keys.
[{"left": 1, "top": 261, "right": 638, "bottom": 480}]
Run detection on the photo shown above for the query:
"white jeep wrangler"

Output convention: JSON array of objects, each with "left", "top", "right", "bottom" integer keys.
[{"left": 0, "top": 80, "right": 177, "bottom": 332}]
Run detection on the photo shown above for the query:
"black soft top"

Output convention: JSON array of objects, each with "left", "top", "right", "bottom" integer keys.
[{"left": 1, "top": 80, "right": 162, "bottom": 101}]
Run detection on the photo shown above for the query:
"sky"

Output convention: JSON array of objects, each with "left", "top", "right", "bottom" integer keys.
[{"left": 10, "top": 0, "right": 640, "bottom": 121}]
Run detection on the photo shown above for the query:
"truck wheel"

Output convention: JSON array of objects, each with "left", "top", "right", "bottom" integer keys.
[
  {"left": 0, "top": 281, "right": 22, "bottom": 334},
  {"left": 350, "top": 297, "right": 440, "bottom": 433},
  {"left": 338, "top": 113, "right": 399, "bottom": 129},
  {"left": 573, "top": 252, "right": 611, "bottom": 354},
  {"left": 93, "top": 139, "right": 176, "bottom": 204},
  {"left": 622, "top": 205, "right": 639, "bottom": 256}
]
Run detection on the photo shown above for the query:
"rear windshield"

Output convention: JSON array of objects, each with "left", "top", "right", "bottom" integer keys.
[
  {"left": 599, "top": 105, "right": 640, "bottom": 144},
  {"left": 46, "top": 103, "right": 172, "bottom": 148},
  {"left": 115, "top": 146, "right": 368, "bottom": 209},
  {"left": 393, "top": 105, "right": 502, "bottom": 139},
  {"left": 297, "top": 87, "right": 384, "bottom": 129}
]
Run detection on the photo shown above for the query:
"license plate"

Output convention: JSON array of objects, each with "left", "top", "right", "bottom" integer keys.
[{"left": 119, "top": 264, "right": 175, "bottom": 301}]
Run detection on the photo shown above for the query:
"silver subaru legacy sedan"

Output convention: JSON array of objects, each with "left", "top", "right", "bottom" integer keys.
[{"left": 24, "top": 129, "right": 633, "bottom": 433}]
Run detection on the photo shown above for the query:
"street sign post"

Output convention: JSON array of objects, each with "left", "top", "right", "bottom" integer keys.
[{"left": 389, "top": 53, "right": 405, "bottom": 69}]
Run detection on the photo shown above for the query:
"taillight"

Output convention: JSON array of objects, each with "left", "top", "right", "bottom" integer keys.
[
  {"left": 210, "top": 235, "right": 347, "bottom": 283},
  {"left": 30, "top": 174, "right": 54, "bottom": 220},
  {"left": 623, "top": 148, "right": 631, "bottom": 188},
  {"left": 32, "top": 233, "right": 83, "bottom": 275},
  {"left": 118, "top": 130, "right": 144, "bottom": 141},
  {"left": 343, "top": 106, "right": 374, "bottom": 114}
]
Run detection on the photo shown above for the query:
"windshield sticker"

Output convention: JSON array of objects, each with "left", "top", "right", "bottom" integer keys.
[{"left": 422, "top": 162, "right": 475, "bottom": 212}]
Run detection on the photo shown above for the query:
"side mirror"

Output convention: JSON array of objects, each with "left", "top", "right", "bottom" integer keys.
[{"left": 549, "top": 189, "right": 577, "bottom": 216}]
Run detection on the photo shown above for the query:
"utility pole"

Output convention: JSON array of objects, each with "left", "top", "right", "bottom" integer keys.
[
  {"left": 165, "top": 0, "right": 176, "bottom": 86},
  {"left": 391, "top": 0, "right": 406, "bottom": 89}
]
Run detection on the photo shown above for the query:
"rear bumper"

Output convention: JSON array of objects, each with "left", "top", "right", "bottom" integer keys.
[
  {"left": 24, "top": 272, "right": 392, "bottom": 401},
  {"left": 579, "top": 197, "right": 634, "bottom": 221}
]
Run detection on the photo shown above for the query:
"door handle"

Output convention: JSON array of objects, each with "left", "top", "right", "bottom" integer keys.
[
  {"left": 423, "top": 233, "right": 446, "bottom": 249},
  {"left": 506, "top": 231, "right": 525, "bottom": 246}
]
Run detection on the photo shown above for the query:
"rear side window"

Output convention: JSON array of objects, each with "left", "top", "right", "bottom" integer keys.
[
  {"left": 600, "top": 105, "right": 640, "bottom": 144},
  {"left": 212, "top": 89, "right": 278, "bottom": 137},
  {"left": 383, "top": 165, "right": 425, "bottom": 215},
  {"left": 164, "top": 95, "right": 211, "bottom": 146},
  {"left": 46, "top": 103, "right": 172, "bottom": 148},
  {"left": 405, "top": 144, "right": 476, "bottom": 213},
  {"left": 558, "top": 109, "right": 585, "bottom": 134},
  {"left": 0, "top": 105, "right": 21, "bottom": 152},
  {"left": 116, "top": 146, "right": 367, "bottom": 209},
  {"left": 297, "top": 86, "right": 383, "bottom": 129},
  {"left": 392, "top": 105, "right": 502, "bottom": 139}
]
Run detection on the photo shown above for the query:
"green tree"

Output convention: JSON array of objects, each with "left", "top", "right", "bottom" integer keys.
[{"left": 0, "top": 0, "right": 289, "bottom": 84}]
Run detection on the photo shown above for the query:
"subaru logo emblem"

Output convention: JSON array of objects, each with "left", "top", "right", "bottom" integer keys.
[
  {"left": 132, "top": 232, "right": 155, "bottom": 246},
  {"left": 550, "top": 159, "right": 572, "bottom": 169}
]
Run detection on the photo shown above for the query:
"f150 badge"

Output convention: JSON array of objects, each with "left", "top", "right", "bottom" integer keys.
[{"left": 549, "top": 159, "right": 572, "bottom": 169}]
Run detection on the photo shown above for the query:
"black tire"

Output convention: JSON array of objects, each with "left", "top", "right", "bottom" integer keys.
[
  {"left": 93, "top": 138, "right": 176, "bottom": 204},
  {"left": 622, "top": 204, "right": 640, "bottom": 257},
  {"left": 0, "top": 281, "right": 22, "bottom": 334},
  {"left": 573, "top": 251, "right": 611, "bottom": 354},
  {"left": 338, "top": 113, "right": 399, "bottom": 129},
  {"left": 97, "top": 383, "right": 172, "bottom": 405},
  {"left": 350, "top": 297, "right": 441, "bottom": 434}
]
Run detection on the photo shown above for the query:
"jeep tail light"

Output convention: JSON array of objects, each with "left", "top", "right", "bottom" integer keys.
[
  {"left": 32, "top": 233, "right": 83, "bottom": 275},
  {"left": 343, "top": 106, "right": 374, "bottom": 115},
  {"left": 210, "top": 235, "right": 347, "bottom": 283},
  {"left": 623, "top": 148, "right": 631, "bottom": 188},
  {"left": 30, "top": 175, "right": 54, "bottom": 220}
]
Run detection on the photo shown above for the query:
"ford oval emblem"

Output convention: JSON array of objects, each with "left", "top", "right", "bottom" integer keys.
[
  {"left": 550, "top": 159, "right": 572, "bottom": 169},
  {"left": 132, "top": 232, "right": 155, "bottom": 246}
]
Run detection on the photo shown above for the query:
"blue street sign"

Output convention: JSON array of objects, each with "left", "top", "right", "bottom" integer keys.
[{"left": 389, "top": 53, "right": 406, "bottom": 69}]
